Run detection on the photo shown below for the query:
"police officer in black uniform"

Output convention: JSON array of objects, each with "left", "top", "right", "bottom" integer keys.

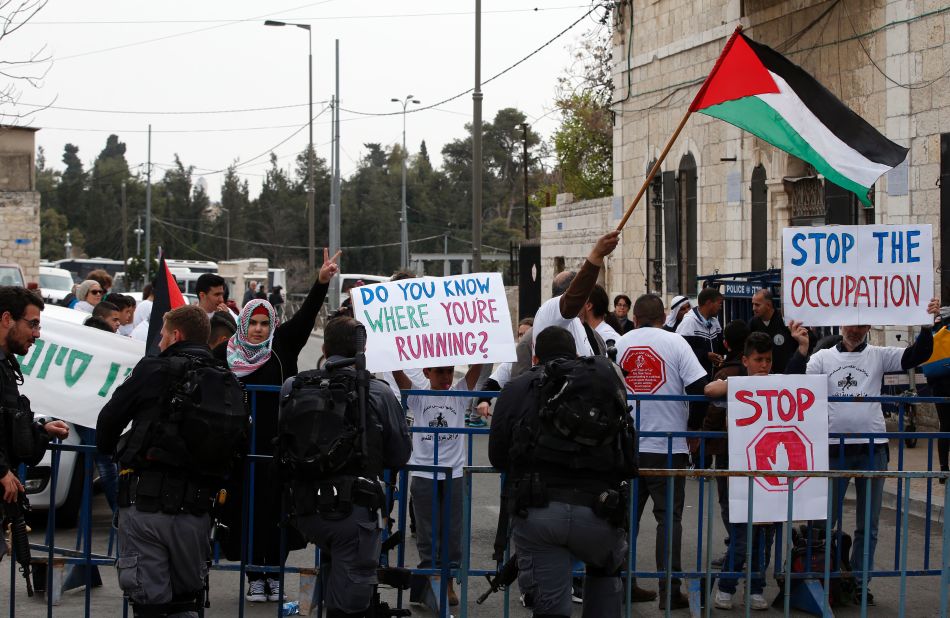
[
  {"left": 97, "top": 304, "right": 246, "bottom": 618},
  {"left": 279, "top": 316, "right": 411, "bottom": 618},
  {"left": 0, "top": 287, "right": 70, "bottom": 502},
  {"left": 489, "top": 326, "right": 637, "bottom": 618}
]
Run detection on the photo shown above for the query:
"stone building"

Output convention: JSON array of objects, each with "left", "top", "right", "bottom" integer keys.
[
  {"left": 0, "top": 125, "right": 41, "bottom": 282},
  {"left": 541, "top": 0, "right": 949, "bottom": 318}
]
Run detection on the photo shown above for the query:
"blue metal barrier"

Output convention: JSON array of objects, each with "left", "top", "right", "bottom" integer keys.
[{"left": 11, "top": 388, "right": 950, "bottom": 618}]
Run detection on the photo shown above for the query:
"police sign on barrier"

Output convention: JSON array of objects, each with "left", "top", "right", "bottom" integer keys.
[{"left": 727, "top": 375, "right": 829, "bottom": 523}]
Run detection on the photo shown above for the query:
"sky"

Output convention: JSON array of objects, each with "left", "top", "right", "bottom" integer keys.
[{"left": 7, "top": 0, "right": 603, "bottom": 201}]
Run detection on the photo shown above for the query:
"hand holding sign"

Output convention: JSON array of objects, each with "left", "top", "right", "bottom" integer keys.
[{"left": 788, "top": 320, "right": 809, "bottom": 356}]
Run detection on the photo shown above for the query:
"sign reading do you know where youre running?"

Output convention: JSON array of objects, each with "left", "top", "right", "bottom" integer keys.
[
  {"left": 353, "top": 273, "right": 517, "bottom": 372},
  {"left": 782, "top": 224, "right": 933, "bottom": 327}
]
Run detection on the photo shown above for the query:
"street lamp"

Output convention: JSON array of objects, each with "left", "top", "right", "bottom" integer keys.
[
  {"left": 391, "top": 95, "right": 420, "bottom": 269},
  {"left": 265, "top": 19, "right": 315, "bottom": 271},
  {"left": 64, "top": 232, "right": 72, "bottom": 260}
]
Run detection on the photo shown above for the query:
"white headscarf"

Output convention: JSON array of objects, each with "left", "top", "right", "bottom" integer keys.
[{"left": 665, "top": 295, "right": 690, "bottom": 329}]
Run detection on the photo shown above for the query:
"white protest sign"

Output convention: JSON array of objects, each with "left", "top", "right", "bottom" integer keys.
[
  {"left": 16, "top": 305, "right": 145, "bottom": 428},
  {"left": 352, "top": 273, "right": 517, "bottom": 372},
  {"left": 782, "top": 224, "right": 933, "bottom": 326},
  {"left": 727, "top": 374, "right": 828, "bottom": 523}
]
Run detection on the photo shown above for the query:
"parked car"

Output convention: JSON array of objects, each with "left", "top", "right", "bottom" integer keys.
[
  {"left": 0, "top": 263, "right": 25, "bottom": 287},
  {"left": 38, "top": 265, "right": 75, "bottom": 304}
]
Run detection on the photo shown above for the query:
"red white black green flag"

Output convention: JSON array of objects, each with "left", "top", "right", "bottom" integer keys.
[{"left": 690, "top": 28, "right": 908, "bottom": 206}]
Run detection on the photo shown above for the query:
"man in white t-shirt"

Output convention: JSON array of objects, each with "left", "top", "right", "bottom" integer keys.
[
  {"left": 196, "top": 273, "right": 238, "bottom": 318},
  {"left": 615, "top": 294, "right": 709, "bottom": 610},
  {"left": 392, "top": 362, "right": 488, "bottom": 606},
  {"left": 532, "top": 231, "right": 620, "bottom": 356},
  {"left": 584, "top": 284, "right": 622, "bottom": 347},
  {"left": 786, "top": 298, "right": 939, "bottom": 604}
]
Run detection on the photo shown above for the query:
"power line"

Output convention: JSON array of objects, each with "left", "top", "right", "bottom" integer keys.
[
  {"left": 16, "top": 100, "right": 330, "bottom": 116},
  {"left": 31, "top": 5, "right": 586, "bottom": 25},
  {"left": 339, "top": 3, "right": 604, "bottom": 118},
  {"left": 152, "top": 216, "right": 444, "bottom": 251},
  {"left": 49, "top": 0, "right": 340, "bottom": 62}
]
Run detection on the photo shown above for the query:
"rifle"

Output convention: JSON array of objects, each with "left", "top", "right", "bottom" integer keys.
[
  {"left": 2, "top": 490, "right": 34, "bottom": 597},
  {"left": 476, "top": 554, "right": 519, "bottom": 604}
]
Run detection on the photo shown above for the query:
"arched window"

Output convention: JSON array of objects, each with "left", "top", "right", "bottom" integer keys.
[
  {"left": 750, "top": 164, "right": 768, "bottom": 271},
  {"left": 677, "top": 153, "right": 698, "bottom": 295},
  {"left": 645, "top": 159, "right": 663, "bottom": 294}
]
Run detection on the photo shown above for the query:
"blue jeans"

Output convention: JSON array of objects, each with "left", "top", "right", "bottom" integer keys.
[
  {"left": 718, "top": 524, "right": 775, "bottom": 594},
  {"left": 830, "top": 444, "right": 888, "bottom": 586},
  {"left": 75, "top": 426, "right": 119, "bottom": 513}
]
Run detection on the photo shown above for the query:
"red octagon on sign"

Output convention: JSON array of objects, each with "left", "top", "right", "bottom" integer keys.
[
  {"left": 746, "top": 426, "right": 814, "bottom": 492},
  {"left": 619, "top": 346, "right": 666, "bottom": 394}
]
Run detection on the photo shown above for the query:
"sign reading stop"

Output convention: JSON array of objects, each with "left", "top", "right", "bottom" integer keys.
[
  {"left": 727, "top": 375, "right": 829, "bottom": 523},
  {"left": 619, "top": 346, "right": 667, "bottom": 394}
]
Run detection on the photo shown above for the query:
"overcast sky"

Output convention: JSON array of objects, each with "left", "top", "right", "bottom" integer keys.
[{"left": 9, "top": 0, "right": 601, "bottom": 201}]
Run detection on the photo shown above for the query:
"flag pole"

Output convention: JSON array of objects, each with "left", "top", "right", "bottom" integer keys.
[
  {"left": 615, "top": 24, "right": 744, "bottom": 232},
  {"left": 615, "top": 108, "right": 692, "bottom": 231}
]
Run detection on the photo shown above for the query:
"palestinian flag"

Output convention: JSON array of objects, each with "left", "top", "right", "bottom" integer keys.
[
  {"left": 690, "top": 27, "right": 907, "bottom": 205},
  {"left": 145, "top": 251, "right": 187, "bottom": 356}
]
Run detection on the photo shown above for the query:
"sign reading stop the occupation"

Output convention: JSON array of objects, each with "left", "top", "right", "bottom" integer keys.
[{"left": 727, "top": 374, "right": 829, "bottom": 523}]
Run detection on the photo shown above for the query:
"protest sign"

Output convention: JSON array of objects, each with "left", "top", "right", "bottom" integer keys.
[
  {"left": 782, "top": 224, "right": 933, "bottom": 326},
  {"left": 16, "top": 305, "right": 144, "bottom": 428},
  {"left": 727, "top": 374, "right": 828, "bottom": 523},
  {"left": 352, "top": 273, "right": 516, "bottom": 372}
]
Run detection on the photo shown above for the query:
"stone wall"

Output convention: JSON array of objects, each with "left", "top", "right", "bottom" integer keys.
[
  {"left": 0, "top": 191, "right": 41, "bottom": 282},
  {"left": 539, "top": 194, "right": 617, "bottom": 302}
]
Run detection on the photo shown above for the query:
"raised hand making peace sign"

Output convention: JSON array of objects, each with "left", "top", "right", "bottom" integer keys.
[{"left": 318, "top": 247, "right": 342, "bottom": 284}]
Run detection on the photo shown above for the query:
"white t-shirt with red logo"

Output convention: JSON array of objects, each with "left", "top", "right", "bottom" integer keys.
[{"left": 615, "top": 326, "right": 708, "bottom": 454}]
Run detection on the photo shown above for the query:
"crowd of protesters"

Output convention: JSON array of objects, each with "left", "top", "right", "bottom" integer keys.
[{"left": 4, "top": 233, "right": 943, "bottom": 617}]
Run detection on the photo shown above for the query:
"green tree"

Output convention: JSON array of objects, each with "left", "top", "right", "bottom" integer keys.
[
  {"left": 57, "top": 143, "right": 86, "bottom": 230},
  {"left": 552, "top": 91, "right": 612, "bottom": 199},
  {"left": 85, "top": 134, "right": 134, "bottom": 257}
]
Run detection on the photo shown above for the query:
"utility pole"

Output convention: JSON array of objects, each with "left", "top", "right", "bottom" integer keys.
[
  {"left": 121, "top": 180, "right": 128, "bottom": 265},
  {"left": 472, "top": 0, "right": 483, "bottom": 271},
  {"left": 328, "top": 39, "right": 342, "bottom": 310},
  {"left": 521, "top": 123, "right": 529, "bottom": 239},
  {"left": 392, "top": 95, "right": 420, "bottom": 269},
  {"left": 134, "top": 214, "right": 143, "bottom": 256},
  {"left": 145, "top": 124, "right": 152, "bottom": 281}
]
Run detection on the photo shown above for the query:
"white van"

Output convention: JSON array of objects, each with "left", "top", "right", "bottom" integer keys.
[{"left": 38, "top": 266, "right": 75, "bottom": 303}]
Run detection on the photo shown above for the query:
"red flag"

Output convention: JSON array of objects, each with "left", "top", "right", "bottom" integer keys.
[{"left": 145, "top": 251, "right": 187, "bottom": 356}]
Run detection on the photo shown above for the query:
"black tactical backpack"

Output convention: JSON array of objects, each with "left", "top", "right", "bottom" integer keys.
[
  {"left": 275, "top": 368, "right": 383, "bottom": 481},
  {"left": 522, "top": 355, "right": 638, "bottom": 477},
  {"left": 118, "top": 355, "right": 249, "bottom": 480}
]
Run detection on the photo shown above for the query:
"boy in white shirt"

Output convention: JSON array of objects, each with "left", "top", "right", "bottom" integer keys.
[{"left": 392, "top": 362, "right": 488, "bottom": 606}]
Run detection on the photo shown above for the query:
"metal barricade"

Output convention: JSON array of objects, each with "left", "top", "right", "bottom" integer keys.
[{"left": 10, "top": 388, "right": 950, "bottom": 618}]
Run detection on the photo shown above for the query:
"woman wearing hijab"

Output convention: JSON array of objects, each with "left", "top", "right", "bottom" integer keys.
[
  {"left": 219, "top": 248, "right": 340, "bottom": 603},
  {"left": 73, "top": 279, "right": 105, "bottom": 313},
  {"left": 663, "top": 295, "right": 691, "bottom": 332}
]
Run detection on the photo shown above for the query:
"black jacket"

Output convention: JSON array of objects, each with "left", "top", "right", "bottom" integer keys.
[
  {"left": 0, "top": 350, "right": 51, "bottom": 477},
  {"left": 96, "top": 341, "right": 214, "bottom": 458},
  {"left": 281, "top": 356, "right": 412, "bottom": 472},
  {"left": 748, "top": 310, "right": 797, "bottom": 373}
]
